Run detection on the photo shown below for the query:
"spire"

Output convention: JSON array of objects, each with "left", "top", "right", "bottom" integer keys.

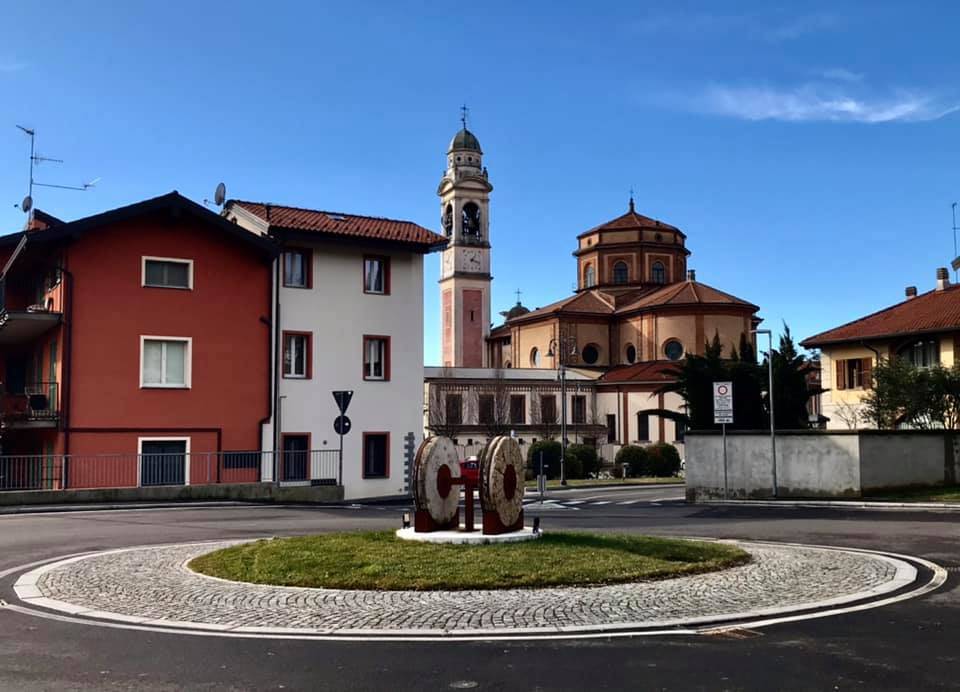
[
  {"left": 460, "top": 104, "right": 469, "bottom": 130},
  {"left": 628, "top": 186, "right": 635, "bottom": 213}
]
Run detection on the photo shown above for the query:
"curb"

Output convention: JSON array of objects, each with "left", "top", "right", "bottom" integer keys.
[{"left": 700, "top": 499, "right": 960, "bottom": 512}]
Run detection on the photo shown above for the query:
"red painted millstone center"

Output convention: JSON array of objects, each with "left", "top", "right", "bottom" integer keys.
[
  {"left": 502, "top": 465, "right": 517, "bottom": 501},
  {"left": 436, "top": 464, "right": 452, "bottom": 498}
]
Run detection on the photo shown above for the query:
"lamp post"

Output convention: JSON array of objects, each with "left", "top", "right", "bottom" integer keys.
[
  {"left": 752, "top": 329, "right": 777, "bottom": 498},
  {"left": 547, "top": 335, "right": 578, "bottom": 486}
]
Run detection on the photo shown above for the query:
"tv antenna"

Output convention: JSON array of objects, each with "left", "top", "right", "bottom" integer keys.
[
  {"left": 14, "top": 125, "right": 98, "bottom": 214},
  {"left": 952, "top": 202, "right": 959, "bottom": 281}
]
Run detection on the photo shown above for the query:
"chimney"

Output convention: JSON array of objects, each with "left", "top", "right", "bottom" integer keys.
[
  {"left": 937, "top": 267, "right": 950, "bottom": 291},
  {"left": 687, "top": 269, "right": 696, "bottom": 282},
  {"left": 905, "top": 286, "right": 917, "bottom": 299}
]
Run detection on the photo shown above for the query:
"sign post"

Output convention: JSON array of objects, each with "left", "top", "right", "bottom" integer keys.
[
  {"left": 332, "top": 390, "right": 354, "bottom": 486},
  {"left": 713, "top": 382, "right": 734, "bottom": 500}
]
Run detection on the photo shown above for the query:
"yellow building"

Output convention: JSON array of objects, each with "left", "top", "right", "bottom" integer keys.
[{"left": 802, "top": 268, "right": 958, "bottom": 429}]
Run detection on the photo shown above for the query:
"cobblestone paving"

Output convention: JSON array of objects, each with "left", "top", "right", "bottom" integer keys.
[{"left": 32, "top": 541, "right": 900, "bottom": 633}]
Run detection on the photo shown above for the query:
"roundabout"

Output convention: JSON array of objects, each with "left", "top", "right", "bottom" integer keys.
[{"left": 7, "top": 534, "right": 939, "bottom": 641}]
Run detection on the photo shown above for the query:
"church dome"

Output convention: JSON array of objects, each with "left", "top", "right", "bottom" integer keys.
[
  {"left": 448, "top": 128, "right": 482, "bottom": 153},
  {"left": 501, "top": 301, "right": 530, "bottom": 320}
]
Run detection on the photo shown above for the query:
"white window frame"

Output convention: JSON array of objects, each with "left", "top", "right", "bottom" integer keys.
[
  {"left": 140, "top": 336, "right": 192, "bottom": 388},
  {"left": 137, "top": 436, "right": 191, "bottom": 487},
  {"left": 284, "top": 333, "right": 309, "bottom": 379},
  {"left": 364, "top": 337, "right": 387, "bottom": 380},
  {"left": 364, "top": 256, "right": 388, "bottom": 294},
  {"left": 141, "top": 256, "right": 194, "bottom": 290}
]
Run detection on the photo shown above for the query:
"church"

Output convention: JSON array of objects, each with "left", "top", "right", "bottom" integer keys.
[{"left": 426, "top": 122, "right": 762, "bottom": 465}]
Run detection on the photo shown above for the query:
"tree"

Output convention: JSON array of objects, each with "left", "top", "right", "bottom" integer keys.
[
  {"left": 767, "top": 324, "right": 815, "bottom": 429},
  {"left": 529, "top": 388, "right": 559, "bottom": 440},
  {"left": 863, "top": 360, "right": 960, "bottom": 430},
  {"left": 478, "top": 368, "right": 512, "bottom": 438},
  {"left": 833, "top": 401, "right": 863, "bottom": 430}
]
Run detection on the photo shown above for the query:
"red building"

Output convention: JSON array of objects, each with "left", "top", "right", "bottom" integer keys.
[{"left": 0, "top": 192, "right": 276, "bottom": 489}]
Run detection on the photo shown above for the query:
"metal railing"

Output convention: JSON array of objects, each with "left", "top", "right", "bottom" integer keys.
[
  {"left": 1, "top": 381, "right": 59, "bottom": 423},
  {"left": 0, "top": 449, "right": 341, "bottom": 492}
]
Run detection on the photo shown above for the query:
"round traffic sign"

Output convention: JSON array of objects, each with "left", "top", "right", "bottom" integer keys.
[{"left": 334, "top": 415, "right": 352, "bottom": 435}]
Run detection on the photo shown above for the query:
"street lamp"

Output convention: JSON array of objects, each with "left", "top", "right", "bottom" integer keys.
[
  {"left": 546, "top": 335, "right": 578, "bottom": 486},
  {"left": 751, "top": 329, "right": 777, "bottom": 498}
]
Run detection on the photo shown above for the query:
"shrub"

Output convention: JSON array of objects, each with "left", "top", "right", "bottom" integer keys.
[
  {"left": 610, "top": 464, "right": 625, "bottom": 479},
  {"left": 566, "top": 444, "right": 600, "bottom": 479},
  {"left": 646, "top": 442, "right": 682, "bottom": 477},
  {"left": 527, "top": 440, "right": 562, "bottom": 479},
  {"left": 615, "top": 445, "right": 649, "bottom": 478}
]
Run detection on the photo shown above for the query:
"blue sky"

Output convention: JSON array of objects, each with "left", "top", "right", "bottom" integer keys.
[{"left": 1, "top": 2, "right": 957, "bottom": 364}]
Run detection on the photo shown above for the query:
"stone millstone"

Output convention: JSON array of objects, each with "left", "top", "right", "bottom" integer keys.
[
  {"left": 413, "top": 436, "right": 461, "bottom": 525},
  {"left": 480, "top": 436, "right": 525, "bottom": 528}
]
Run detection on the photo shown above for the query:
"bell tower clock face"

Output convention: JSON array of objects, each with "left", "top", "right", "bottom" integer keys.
[{"left": 462, "top": 249, "right": 483, "bottom": 273}]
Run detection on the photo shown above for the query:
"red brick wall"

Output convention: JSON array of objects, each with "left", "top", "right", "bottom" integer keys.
[{"left": 462, "top": 288, "right": 483, "bottom": 367}]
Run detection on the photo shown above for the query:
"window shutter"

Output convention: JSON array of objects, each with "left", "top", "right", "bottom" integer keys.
[
  {"left": 862, "top": 358, "right": 873, "bottom": 389},
  {"left": 836, "top": 359, "right": 846, "bottom": 390}
]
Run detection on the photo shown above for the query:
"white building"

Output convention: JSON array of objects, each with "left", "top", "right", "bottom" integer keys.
[{"left": 225, "top": 200, "right": 445, "bottom": 499}]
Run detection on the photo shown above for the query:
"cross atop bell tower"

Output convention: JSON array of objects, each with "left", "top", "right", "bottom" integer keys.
[{"left": 437, "top": 112, "right": 494, "bottom": 367}]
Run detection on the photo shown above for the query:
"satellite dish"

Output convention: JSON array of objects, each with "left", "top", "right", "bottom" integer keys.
[
  {"left": 21, "top": 195, "right": 32, "bottom": 214},
  {"left": 214, "top": 182, "right": 226, "bottom": 207}
]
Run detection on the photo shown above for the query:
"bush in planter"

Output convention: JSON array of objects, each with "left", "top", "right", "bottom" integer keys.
[
  {"left": 566, "top": 444, "right": 600, "bottom": 479},
  {"left": 527, "top": 440, "right": 562, "bottom": 479},
  {"left": 646, "top": 442, "right": 682, "bottom": 477},
  {"left": 615, "top": 445, "right": 649, "bottom": 478}
]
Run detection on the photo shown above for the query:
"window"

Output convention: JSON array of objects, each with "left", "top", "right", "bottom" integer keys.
[
  {"left": 143, "top": 257, "right": 192, "bottom": 289},
  {"left": 836, "top": 358, "right": 872, "bottom": 390},
  {"left": 141, "top": 337, "right": 190, "bottom": 388},
  {"left": 364, "top": 256, "right": 390, "bottom": 295},
  {"left": 584, "top": 264, "right": 596, "bottom": 288},
  {"left": 651, "top": 261, "right": 666, "bottom": 284},
  {"left": 363, "top": 433, "right": 389, "bottom": 478},
  {"left": 446, "top": 394, "right": 463, "bottom": 425},
  {"left": 223, "top": 451, "right": 260, "bottom": 469},
  {"left": 572, "top": 395, "right": 587, "bottom": 424},
  {"left": 675, "top": 420, "right": 686, "bottom": 443},
  {"left": 283, "top": 249, "right": 311, "bottom": 288},
  {"left": 283, "top": 332, "right": 311, "bottom": 378},
  {"left": 139, "top": 438, "right": 188, "bottom": 486},
  {"left": 363, "top": 336, "right": 390, "bottom": 381},
  {"left": 625, "top": 343, "right": 637, "bottom": 364},
  {"left": 606, "top": 414, "right": 617, "bottom": 443},
  {"left": 540, "top": 394, "right": 557, "bottom": 422},
  {"left": 479, "top": 394, "right": 495, "bottom": 425},
  {"left": 899, "top": 339, "right": 940, "bottom": 368},
  {"left": 613, "top": 261, "right": 629, "bottom": 284},
  {"left": 581, "top": 344, "right": 600, "bottom": 365},
  {"left": 530, "top": 347, "right": 541, "bottom": 367},
  {"left": 637, "top": 413, "right": 650, "bottom": 441},
  {"left": 664, "top": 340, "right": 684, "bottom": 361},
  {"left": 510, "top": 394, "right": 525, "bottom": 424}
]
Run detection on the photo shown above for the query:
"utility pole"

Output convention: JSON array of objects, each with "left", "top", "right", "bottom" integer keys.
[{"left": 752, "top": 329, "right": 776, "bottom": 498}]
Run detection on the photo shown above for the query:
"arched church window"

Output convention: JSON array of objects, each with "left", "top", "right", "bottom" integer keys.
[
  {"left": 584, "top": 264, "right": 596, "bottom": 288},
  {"left": 652, "top": 261, "right": 666, "bottom": 284},
  {"left": 462, "top": 202, "right": 482, "bottom": 240},
  {"left": 442, "top": 204, "right": 453, "bottom": 237},
  {"left": 530, "top": 347, "right": 541, "bottom": 367},
  {"left": 613, "top": 261, "right": 629, "bottom": 284},
  {"left": 625, "top": 343, "right": 637, "bottom": 364}
]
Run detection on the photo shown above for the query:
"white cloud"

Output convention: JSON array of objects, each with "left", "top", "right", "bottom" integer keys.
[{"left": 692, "top": 84, "right": 959, "bottom": 123}]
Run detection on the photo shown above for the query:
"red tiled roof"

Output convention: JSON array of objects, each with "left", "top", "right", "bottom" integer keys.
[
  {"left": 802, "top": 285, "right": 960, "bottom": 348},
  {"left": 579, "top": 207, "right": 683, "bottom": 238},
  {"left": 231, "top": 200, "right": 446, "bottom": 248},
  {"left": 507, "top": 291, "right": 616, "bottom": 323},
  {"left": 599, "top": 360, "right": 678, "bottom": 383},
  {"left": 616, "top": 280, "right": 758, "bottom": 313}
]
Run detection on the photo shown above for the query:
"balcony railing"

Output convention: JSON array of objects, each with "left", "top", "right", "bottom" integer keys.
[
  {"left": 1, "top": 381, "right": 59, "bottom": 425},
  {"left": 0, "top": 449, "right": 340, "bottom": 491}
]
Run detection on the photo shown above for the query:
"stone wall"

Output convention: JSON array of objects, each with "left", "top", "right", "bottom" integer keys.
[{"left": 686, "top": 430, "right": 959, "bottom": 501}]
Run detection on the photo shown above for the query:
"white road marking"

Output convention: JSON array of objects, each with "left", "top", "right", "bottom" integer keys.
[
  {"left": 617, "top": 500, "right": 642, "bottom": 505},
  {"left": 590, "top": 501, "right": 612, "bottom": 506}
]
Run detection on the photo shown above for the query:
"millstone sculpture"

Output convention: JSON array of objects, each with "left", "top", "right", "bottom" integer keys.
[
  {"left": 412, "top": 435, "right": 525, "bottom": 536},
  {"left": 412, "top": 436, "right": 461, "bottom": 531}
]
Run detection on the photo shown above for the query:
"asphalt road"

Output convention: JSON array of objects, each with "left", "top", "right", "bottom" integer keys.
[{"left": 0, "top": 489, "right": 958, "bottom": 691}]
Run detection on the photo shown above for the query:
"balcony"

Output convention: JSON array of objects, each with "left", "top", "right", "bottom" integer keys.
[
  {"left": 1, "top": 381, "right": 59, "bottom": 429},
  {"left": 0, "top": 307, "right": 61, "bottom": 346}
]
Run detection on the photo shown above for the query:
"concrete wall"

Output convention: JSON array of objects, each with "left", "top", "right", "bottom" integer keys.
[{"left": 686, "top": 430, "right": 959, "bottom": 501}]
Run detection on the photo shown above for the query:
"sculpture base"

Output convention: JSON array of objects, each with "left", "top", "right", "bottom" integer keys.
[
  {"left": 396, "top": 526, "right": 541, "bottom": 544},
  {"left": 414, "top": 508, "right": 459, "bottom": 533},
  {"left": 482, "top": 509, "right": 524, "bottom": 536}
]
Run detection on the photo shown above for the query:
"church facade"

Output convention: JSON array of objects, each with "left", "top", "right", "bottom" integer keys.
[{"left": 426, "top": 124, "right": 762, "bottom": 466}]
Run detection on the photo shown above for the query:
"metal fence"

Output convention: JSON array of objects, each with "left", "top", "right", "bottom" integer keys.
[
  {"left": 0, "top": 449, "right": 340, "bottom": 492},
  {"left": 1, "top": 381, "right": 59, "bottom": 422}
]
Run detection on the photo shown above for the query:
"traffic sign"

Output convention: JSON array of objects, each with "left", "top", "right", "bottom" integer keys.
[
  {"left": 713, "top": 381, "right": 734, "bottom": 424},
  {"left": 334, "top": 415, "right": 352, "bottom": 436},
  {"left": 332, "top": 390, "right": 353, "bottom": 415}
]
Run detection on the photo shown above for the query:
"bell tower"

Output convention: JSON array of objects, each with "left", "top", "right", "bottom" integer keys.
[{"left": 438, "top": 109, "right": 493, "bottom": 368}]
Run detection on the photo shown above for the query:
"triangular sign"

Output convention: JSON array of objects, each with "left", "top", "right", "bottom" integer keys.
[{"left": 332, "top": 390, "right": 353, "bottom": 414}]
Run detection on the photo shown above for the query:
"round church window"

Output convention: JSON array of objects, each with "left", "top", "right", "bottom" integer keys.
[
  {"left": 625, "top": 344, "right": 637, "bottom": 364},
  {"left": 581, "top": 343, "right": 600, "bottom": 365},
  {"left": 664, "top": 340, "right": 684, "bottom": 361}
]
